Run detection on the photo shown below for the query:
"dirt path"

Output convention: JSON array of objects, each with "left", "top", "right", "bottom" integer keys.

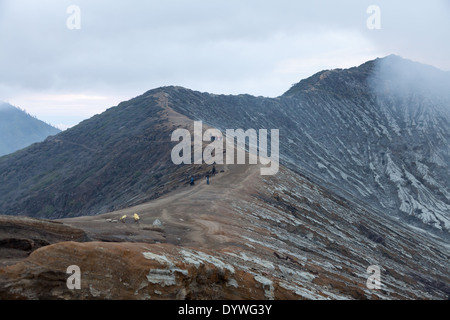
[
  {"left": 62, "top": 161, "right": 263, "bottom": 249},
  {"left": 61, "top": 100, "right": 267, "bottom": 249}
]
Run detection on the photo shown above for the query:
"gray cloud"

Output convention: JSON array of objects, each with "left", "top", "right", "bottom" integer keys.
[{"left": 0, "top": 0, "right": 448, "bottom": 127}]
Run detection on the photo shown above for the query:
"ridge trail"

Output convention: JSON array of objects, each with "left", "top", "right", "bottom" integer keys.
[{"left": 62, "top": 161, "right": 263, "bottom": 250}]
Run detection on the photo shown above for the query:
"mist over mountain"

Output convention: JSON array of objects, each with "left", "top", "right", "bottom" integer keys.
[
  {"left": 154, "top": 55, "right": 450, "bottom": 235},
  {"left": 0, "top": 55, "right": 448, "bottom": 237},
  {"left": 0, "top": 102, "right": 60, "bottom": 157},
  {"left": 0, "top": 55, "right": 449, "bottom": 300}
]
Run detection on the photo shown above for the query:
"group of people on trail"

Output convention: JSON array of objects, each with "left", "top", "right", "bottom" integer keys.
[
  {"left": 118, "top": 166, "right": 220, "bottom": 224},
  {"left": 189, "top": 165, "right": 217, "bottom": 186},
  {"left": 119, "top": 213, "right": 140, "bottom": 224}
]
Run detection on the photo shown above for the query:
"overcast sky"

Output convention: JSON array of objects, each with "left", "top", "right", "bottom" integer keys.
[{"left": 0, "top": 0, "right": 449, "bottom": 129}]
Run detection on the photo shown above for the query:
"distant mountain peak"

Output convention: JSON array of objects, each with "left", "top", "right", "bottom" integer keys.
[
  {"left": 0, "top": 102, "right": 60, "bottom": 157},
  {"left": 0, "top": 101, "right": 16, "bottom": 110},
  {"left": 283, "top": 55, "right": 450, "bottom": 103}
]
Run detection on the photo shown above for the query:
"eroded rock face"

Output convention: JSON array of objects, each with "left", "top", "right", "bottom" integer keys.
[
  {"left": 0, "top": 242, "right": 301, "bottom": 300},
  {"left": 0, "top": 162, "right": 448, "bottom": 300},
  {"left": 0, "top": 216, "right": 88, "bottom": 268},
  {"left": 1, "top": 57, "right": 449, "bottom": 237},
  {"left": 0, "top": 56, "right": 449, "bottom": 300}
]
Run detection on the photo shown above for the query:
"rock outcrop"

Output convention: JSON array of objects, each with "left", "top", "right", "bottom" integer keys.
[
  {"left": 0, "top": 215, "right": 88, "bottom": 268},
  {"left": 0, "top": 163, "right": 448, "bottom": 300},
  {"left": 0, "top": 242, "right": 297, "bottom": 300}
]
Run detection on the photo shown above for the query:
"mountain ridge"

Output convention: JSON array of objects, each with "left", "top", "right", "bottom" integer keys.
[
  {"left": 0, "top": 55, "right": 448, "bottom": 236},
  {"left": 153, "top": 56, "right": 450, "bottom": 235},
  {"left": 0, "top": 102, "right": 60, "bottom": 157},
  {"left": 1, "top": 149, "right": 449, "bottom": 299},
  {"left": 0, "top": 55, "right": 449, "bottom": 300}
]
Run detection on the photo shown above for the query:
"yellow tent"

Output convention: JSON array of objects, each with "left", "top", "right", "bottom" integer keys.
[
  {"left": 120, "top": 215, "right": 127, "bottom": 223},
  {"left": 133, "top": 213, "right": 140, "bottom": 222}
]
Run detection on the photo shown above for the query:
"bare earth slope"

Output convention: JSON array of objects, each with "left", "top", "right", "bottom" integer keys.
[
  {"left": 0, "top": 57, "right": 449, "bottom": 300},
  {"left": 1, "top": 158, "right": 449, "bottom": 299}
]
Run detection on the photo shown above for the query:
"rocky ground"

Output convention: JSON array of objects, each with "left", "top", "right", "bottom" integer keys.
[
  {"left": 1, "top": 159, "right": 448, "bottom": 300},
  {"left": 0, "top": 64, "right": 448, "bottom": 299}
]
